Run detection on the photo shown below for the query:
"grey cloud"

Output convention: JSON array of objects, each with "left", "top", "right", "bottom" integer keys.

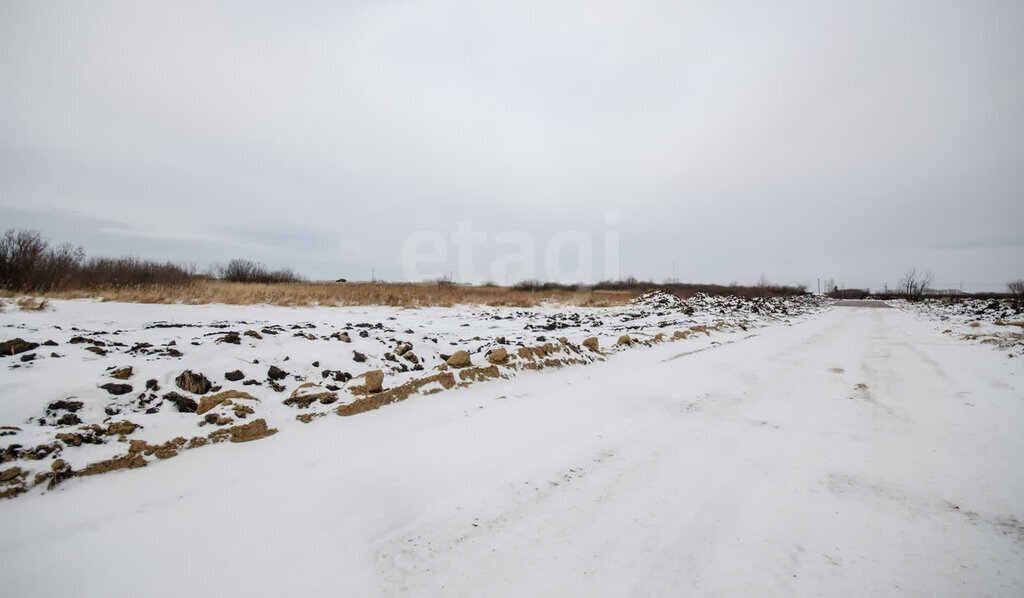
[{"left": 2, "top": 1, "right": 1022, "bottom": 290}]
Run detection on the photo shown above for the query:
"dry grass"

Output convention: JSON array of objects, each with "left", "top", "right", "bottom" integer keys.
[
  {"left": 10, "top": 281, "right": 638, "bottom": 308},
  {"left": 15, "top": 297, "right": 48, "bottom": 311}
]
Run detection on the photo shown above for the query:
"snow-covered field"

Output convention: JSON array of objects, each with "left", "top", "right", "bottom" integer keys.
[
  {"left": 0, "top": 292, "right": 824, "bottom": 497},
  {"left": 2, "top": 296, "right": 1022, "bottom": 596},
  {"left": 893, "top": 297, "right": 1024, "bottom": 356}
]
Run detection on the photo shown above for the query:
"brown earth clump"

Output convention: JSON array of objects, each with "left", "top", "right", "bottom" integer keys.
[
  {"left": 357, "top": 369, "right": 384, "bottom": 394},
  {"left": 129, "top": 437, "right": 186, "bottom": 459},
  {"left": 105, "top": 421, "right": 141, "bottom": 436},
  {"left": 284, "top": 382, "right": 337, "bottom": 408},
  {"left": 0, "top": 466, "right": 24, "bottom": 483},
  {"left": 77, "top": 453, "right": 147, "bottom": 477},
  {"left": 109, "top": 366, "right": 133, "bottom": 380},
  {"left": 175, "top": 370, "right": 212, "bottom": 394},
  {"left": 196, "top": 389, "right": 258, "bottom": 415},
  {"left": 56, "top": 432, "right": 85, "bottom": 447},
  {"left": 487, "top": 347, "right": 508, "bottom": 364},
  {"left": 233, "top": 404, "right": 256, "bottom": 418},
  {"left": 446, "top": 350, "right": 471, "bottom": 367},
  {"left": 209, "top": 418, "right": 277, "bottom": 443},
  {"left": 458, "top": 365, "right": 501, "bottom": 383},
  {"left": 47, "top": 459, "right": 72, "bottom": 490},
  {"left": 617, "top": 334, "right": 632, "bottom": 345},
  {"left": 337, "top": 371, "right": 457, "bottom": 417}
]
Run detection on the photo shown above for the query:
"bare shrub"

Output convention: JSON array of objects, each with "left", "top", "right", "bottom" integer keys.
[
  {"left": 1009, "top": 280, "right": 1024, "bottom": 300},
  {"left": 74, "top": 257, "right": 197, "bottom": 288},
  {"left": 216, "top": 258, "right": 302, "bottom": 284}
]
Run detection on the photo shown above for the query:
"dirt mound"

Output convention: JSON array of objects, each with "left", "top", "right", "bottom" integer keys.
[
  {"left": 337, "top": 372, "right": 457, "bottom": 417},
  {"left": 630, "top": 291, "right": 687, "bottom": 311},
  {"left": 100, "top": 382, "right": 133, "bottom": 395},
  {"left": 105, "top": 421, "right": 141, "bottom": 436},
  {"left": 446, "top": 350, "right": 471, "bottom": 367},
  {"left": 487, "top": 347, "right": 508, "bottom": 364},
  {"left": 583, "top": 337, "right": 600, "bottom": 352},
  {"left": 284, "top": 383, "right": 337, "bottom": 408},
  {"left": 77, "top": 453, "right": 147, "bottom": 477},
  {"left": 164, "top": 392, "right": 198, "bottom": 413},
  {"left": 175, "top": 370, "right": 212, "bottom": 394},
  {"left": 1, "top": 338, "right": 39, "bottom": 357},
  {"left": 458, "top": 365, "right": 501, "bottom": 383},
  {"left": 109, "top": 367, "right": 133, "bottom": 380},
  {"left": 210, "top": 418, "right": 277, "bottom": 443},
  {"left": 196, "top": 389, "right": 258, "bottom": 415},
  {"left": 359, "top": 369, "right": 384, "bottom": 393}
]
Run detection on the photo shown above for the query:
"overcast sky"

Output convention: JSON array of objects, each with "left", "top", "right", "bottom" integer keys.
[{"left": 1, "top": 1, "right": 1022, "bottom": 290}]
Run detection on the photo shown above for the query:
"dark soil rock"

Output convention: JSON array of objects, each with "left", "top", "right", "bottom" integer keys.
[
  {"left": 217, "top": 331, "right": 241, "bottom": 344},
  {"left": 352, "top": 351, "right": 367, "bottom": 363},
  {"left": 175, "top": 370, "right": 211, "bottom": 394},
  {"left": 321, "top": 369, "right": 352, "bottom": 383},
  {"left": 85, "top": 346, "right": 108, "bottom": 356},
  {"left": 42, "top": 340, "right": 58, "bottom": 346},
  {"left": 19, "top": 353, "right": 37, "bottom": 362},
  {"left": 56, "top": 413, "right": 82, "bottom": 426},
  {"left": 225, "top": 370, "right": 245, "bottom": 382},
  {"left": 69, "top": 336, "right": 105, "bottom": 346},
  {"left": 1, "top": 338, "right": 39, "bottom": 356},
  {"left": 164, "top": 391, "right": 198, "bottom": 413},
  {"left": 100, "top": 382, "right": 133, "bottom": 396},
  {"left": 267, "top": 366, "right": 288, "bottom": 380},
  {"left": 146, "top": 379, "right": 160, "bottom": 391}
]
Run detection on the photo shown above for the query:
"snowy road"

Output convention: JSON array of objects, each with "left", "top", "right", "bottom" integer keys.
[{"left": 2, "top": 304, "right": 1022, "bottom": 596}]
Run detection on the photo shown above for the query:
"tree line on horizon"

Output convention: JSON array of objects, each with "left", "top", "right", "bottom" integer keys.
[
  {"left": 1, "top": 228, "right": 1019, "bottom": 301},
  {"left": 0, "top": 229, "right": 302, "bottom": 292}
]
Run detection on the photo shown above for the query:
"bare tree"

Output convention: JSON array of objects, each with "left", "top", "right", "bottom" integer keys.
[
  {"left": 0, "top": 229, "right": 84, "bottom": 291},
  {"left": 1008, "top": 279, "right": 1024, "bottom": 300},
  {"left": 900, "top": 268, "right": 933, "bottom": 297}
]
